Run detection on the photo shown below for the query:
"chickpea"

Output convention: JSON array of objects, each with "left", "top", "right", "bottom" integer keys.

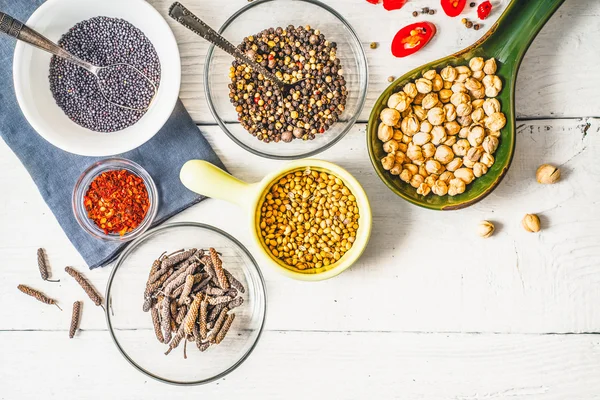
[
  {"left": 471, "top": 107, "right": 486, "bottom": 123},
  {"left": 423, "top": 69, "right": 437, "bottom": 80},
  {"left": 399, "top": 169, "right": 412, "bottom": 183},
  {"left": 440, "top": 65, "right": 458, "bottom": 82},
  {"left": 402, "top": 114, "right": 421, "bottom": 136},
  {"left": 417, "top": 183, "right": 432, "bottom": 196},
  {"left": 451, "top": 82, "right": 468, "bottom": 93},
  {"left": 453, "top": 139, "right": 471, "bottom": 157},
  {"left": 465, "top": 146, "right": 484, "bottom": 163},
  {"left": 448, "top": 178, "right": 466, "bottom": 196},
  {"left": 434, "top": 145, "right": 454, "bottom": 164},
  {"left": 483, "top": 58, "right": 497, "bottom": 75},
  {"left": 420, "top": 120, "right": 433, "bottom": 133},
  {"left": 469, "top": 57, "right": 484, "bottom": 72},
  {"left": 415, "top": 78, "right": 433, "bottom": 94},
  {"left": 432, "top": 74, "right": 444, "bottom": 92},
  {"left": 485, "top": 112, "right": 507, "bottom": 131},
  {"left": 455, "top": 168, "right": 475, "bottom": 184},
  {"left": 444, "top": 136, "right": 457, "bottom": 147},
  {"left": 444, "top": 103, "right": 457, "bottom": 122},
  {"left": 412, "top": 132, "right": 432, "bottom": 146},
  {"left": 431, "top": 180, "right": 448, "bottom": 196},
  {"left": 383, "top": 139, "right": 399, "bottom": 153},
  {"left": 472, "top": 70, "right": 485, "bottom": 81},
  {"left": 451, "top": 92, "right": 471, "bottom": 107},
  {"left": 439, "top": 171, "right": 455, "bottom": 184},
  {"left": 390, "top": 163, "right": 402, "bottom": 175},
  {"left": 482, "top": 136, "right": 499, "bottom": 154},
  {"left": 465, "top": 77, "right": 482, "bottom": 91},
  {"left": 431, "top": 126, "right": 447, "bottom": 145},
  {"left": 427, "top": 107, "right": 446, "bottom": 126},
  {"left": 410, "top": 174, "right": 425, "bottom": 188},
  {"left": 404, "top": 82, "right": 418, "bottom": 98},
  {"left": 422, "top": 93, "right": 439, "bottom": 110},
  {"left": 404, "top": 164, "right": 418, "bottom": 175},
  {"left": 413, "top": 105, "right": 428, "bottom": 121},
  {"left": 425, "top": 159, "right": 443, "bottom": 175},
  {"left": 483, "top": 98, "right": 501, "bottom": 116},
  {"left": 407, "top": 142, "right": 424, "bottom": 162},
  {"left": 473, "top": 162, "right": 488, "bottom": 177},
  {"left": 456, "top": 102, "right": 473, "bottom": 117},
  {"left": 480, "top": 153, "right": 495, "bottom": 168},
  {"left": 388, "top": 92, "right": 412, "bottom": 112},
  {"left": 378, "top": 122, "right": 393, "bottom": 141},
  {"left": 380, "top": 108, "right": 400, "bottom": 126},
  {"left": 482, "top": 75, "right": 502, "bottom": 97},
  {"left": 445, "top": 157, "right": 463, "bottom": 172},
  {"left": 439, "top": 89, "right": 453, "bottom": 103},
  {"left": 457, "top": 115, "right": 473, "bottom": 127},
  {"left": 444, "top": 120, "right": 461, "bottom": 136},
  {"left": 381, "top": 154, "right": 395, "bottom": 170},
  {"left": 395, "top": 151, "right": 407, "bottom": 165},
  {"left": 422, "top": 142, "right": 436, "bottom": 158},
  {"left": 467, "top": 125, "right": 486, "bottom": 146}
]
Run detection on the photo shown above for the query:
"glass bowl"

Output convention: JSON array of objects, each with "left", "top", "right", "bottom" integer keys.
[
  {"left": 72, "top": 157, "right": 158, "bottom": 241},
  {"left": 106, "top": 222, "right": 267, "bottom": 385},
  {"left": 204, "top": 0, "right": 368, "bottom": 160}
]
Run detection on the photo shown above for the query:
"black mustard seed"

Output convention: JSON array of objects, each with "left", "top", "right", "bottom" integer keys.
[{"left": 49, "top": 17, "right": 161, "bottom": 133}]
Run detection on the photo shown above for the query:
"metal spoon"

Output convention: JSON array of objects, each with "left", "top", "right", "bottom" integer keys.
[
  {"left": 0, "top": 12, "right": 157, "bottom": 111},
  {"left": 168, "top": 2, "right": 305, "bottom": 94}
]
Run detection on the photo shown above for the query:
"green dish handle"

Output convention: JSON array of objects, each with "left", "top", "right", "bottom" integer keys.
[
  {"left": 180, "top": 160, "right": 255, "bottom": 209},
  {"left": 476, "top": 0, "right": 566, "bottom": 62}
]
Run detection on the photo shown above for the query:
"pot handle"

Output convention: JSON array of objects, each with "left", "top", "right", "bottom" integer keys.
[{"left": 180, "top": 160, "right": 254, "bottom": 209}]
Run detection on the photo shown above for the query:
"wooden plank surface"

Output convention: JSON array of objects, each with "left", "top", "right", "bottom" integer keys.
[
  {"left": 1, "top": 330, "right": 599, "bottom": 399},
  {"left": 2, "top": 0, "right": 600, "bottom": 397},
  {"left": 3, "top": 118, "right": 598, "bottom": 334},
  {"left": 150, "top": 0, "right": 600, "bottom": 122}
]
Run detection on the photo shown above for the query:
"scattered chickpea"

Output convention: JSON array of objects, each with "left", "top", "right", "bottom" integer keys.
[
  {"left": 536, "top": 164, "right": 561, "bottom": 184},
  {"left": 477, "top": 221, "right": 495, "bottom": 238},
  {"left": 522, "top": 214, "right": 541, "bottom": 233}
]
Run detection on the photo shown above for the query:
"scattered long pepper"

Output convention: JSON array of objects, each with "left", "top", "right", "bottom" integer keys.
[
  {"left": 37, "top": 248, "right": 59, "bottom": 282},
  {"left": 17, "top": 284, "right": 62, "bottom": 310},
  {"left": 64, "top": 266, "right": 104, "bottom": 310},
  {"left": 69, "top": 301, "right": 82, "bottom": 338}
]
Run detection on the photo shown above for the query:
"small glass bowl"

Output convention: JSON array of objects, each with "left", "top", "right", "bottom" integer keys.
[
  {"left": 106, "top": 222, "right": 267, "bottom": 385},
  {"left": 204, "top": 0, "right": 368, "bottom": 160},
  {"left": 72, "top": 157, "right": 158, "bottom": 241}
]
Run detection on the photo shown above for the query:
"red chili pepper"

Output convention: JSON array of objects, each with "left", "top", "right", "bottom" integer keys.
[
  {"left": 84, "top": 169, "right": 150, "bottom": 236},
  {"left": 365, "top": 0, "right": 380, "bottom": 4},
  {"left": 382, "top": 0, "right": 407, "bottom": 11},
  {"left": 440, "top": 0, "right": 467, "bottom": 17},
  {"left": 477, "top": 1, "right": 492, "bottom": 19},
  {"left": 391, "top": 22, "right": 437, "bottom": 58}
]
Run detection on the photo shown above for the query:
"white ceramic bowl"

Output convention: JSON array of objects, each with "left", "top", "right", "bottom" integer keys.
[{"left": 13, "top": 0, "right": 181, "bottom": 156}]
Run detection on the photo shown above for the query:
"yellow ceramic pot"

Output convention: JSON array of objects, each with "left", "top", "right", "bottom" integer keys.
[{"left": 180, "top": 159, "right": 372, "bottom": 281}]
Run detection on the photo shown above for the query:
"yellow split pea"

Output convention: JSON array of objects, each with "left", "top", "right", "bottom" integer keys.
[{"left": 258, "top": 168, "right": 360, "bottom": 270}]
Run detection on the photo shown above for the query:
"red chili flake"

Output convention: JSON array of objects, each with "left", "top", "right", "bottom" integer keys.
[
  {"left": 83, "top": 169, "right": 150, "bottom": 236},
  {"left": 477, "top": 1, "right": 492, "bottom": 19},
  {"left": 254, "top": 97, "right": 260, "bottom": 104},
  {"left": 366, "top": 0, "right": 380, "bottom": 3},
  {"left": 296, "top": 62, "right": 303, "bottom": 69},
  {"left": 319, "top": 127, "right": 325, "bottom": 134}
]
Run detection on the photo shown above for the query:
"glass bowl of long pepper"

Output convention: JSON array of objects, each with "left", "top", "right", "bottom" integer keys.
[
  {"left": 105, "top": 222, "right": 267, "bottom": 385},
  {"left": 72, "top": 157, "right": 158, "bottom": 241}
]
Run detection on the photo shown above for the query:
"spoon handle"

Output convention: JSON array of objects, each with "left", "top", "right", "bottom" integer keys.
[
  {"left": 0, "top": 12, "right": 97, "bottom": 74},
  {"left": 168, "top": 2, "right": 286, "bottom": 90}
]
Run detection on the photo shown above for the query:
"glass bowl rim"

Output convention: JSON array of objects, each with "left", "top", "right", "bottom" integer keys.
[
  {"left": 72, "top": 157, "right": 159, "bottom": 242},
  {"left": 203, "top": 0, "right": 369, "bottom": 160},
  {"left": 105, "top": 221, "right": 268, "bottom": 386}
]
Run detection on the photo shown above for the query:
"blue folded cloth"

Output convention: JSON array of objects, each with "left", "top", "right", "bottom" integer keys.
[{"left": 0, "top": 0, "right": 224, "bottom": 268}]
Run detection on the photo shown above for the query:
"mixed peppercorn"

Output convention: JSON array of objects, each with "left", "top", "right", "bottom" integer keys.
[
  {"left": 228, "top": 25, "right": 347, "bottom": 143},
  {"left": 84, "top": 169, "right": 150, "bottom": 235}
]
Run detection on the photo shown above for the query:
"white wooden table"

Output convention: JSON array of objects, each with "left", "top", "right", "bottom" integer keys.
[{"left": 2, "top": 0, "right": 600, "bottom": 398}]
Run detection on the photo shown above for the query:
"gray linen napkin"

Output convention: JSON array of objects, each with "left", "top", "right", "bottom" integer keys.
[{"left": 0, "top": 0, "right": 224, "bottom": 268}]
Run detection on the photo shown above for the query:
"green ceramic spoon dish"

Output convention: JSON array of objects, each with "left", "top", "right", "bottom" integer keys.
[{"left": 367, "top": 0, "right": 566, "bottom": 210}]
